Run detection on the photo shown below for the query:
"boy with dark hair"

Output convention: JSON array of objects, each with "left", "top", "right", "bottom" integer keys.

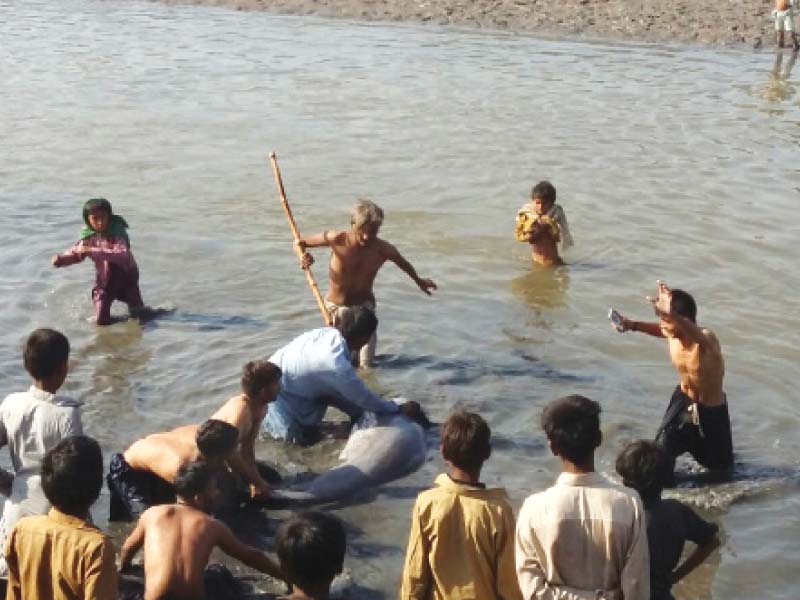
[
  {"left": 120, "top": 460, "right": 283, "bottom": 600},
  {"left": 52, "top": 198, "right": 152, "bottom": 325},
  {"left": 0, "top": 328, "right": 83, "bottom": 578},
  {"left": 401, "top": 410, "right": 521, "bottom": 600},
  {"left": 613, "top": 281, "right": 733, "bottom": 473},
  {"left": 264, "top": 309, "right": 419, "bottom": 445},
  {"left": 516, "top": 395, "right": 649, "bottom": 600},
  {"left": 515, "top": 180, "right": 573, "bottom": 266},
  {"left": 297, "top": 199, "right": 437, "bottom": 368},
  {"left": 616, "top": 441, "right": 720, "bottom": 600},
  {"left": 210, "top": 360, "right": 282, "bottom": 500},
  {"left": 107, "top": 419, "right": 239, "bottom": 521},
  {"left": 276, "top": 511, "right": 346, "bottom": 600},
  {"left": 5, "top": 435, "right": 118, "bottom": 599}
]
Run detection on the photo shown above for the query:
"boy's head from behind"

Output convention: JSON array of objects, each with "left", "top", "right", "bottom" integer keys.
[
  {"left": 174, "top": 460, "right": 221, "bottom": 511},
  {"left": 541, "top": 395, "right": 601, "bottom": 466},
  {"left": 241, "top": 360, "right": 282, "bottom": 406},
  {"left": 615, "top": 440, "right": 672, "bottom": 504},
  {"left": 441, "top": 410, "right": 492, "bottom": 475},
  {"left": 350, "top": 199, "right": 384, "bottom": 246},
  {"left": 531, "top": 181, "right": 557, "bottom": 215},
  {"left": 24, "top": 328, "right": 70, "bottom": 389},
  {"left": 42, "top": 435, "right": 103, "bottom": 518},
  {"left": 83, "top": 198, "right": 113, "bottom": 234},
  {"left": 277, "top": 511, "right": 346, "bottom": 595},
  {"left": 195, "top": 419, "right": 238, "bottom": 461}
]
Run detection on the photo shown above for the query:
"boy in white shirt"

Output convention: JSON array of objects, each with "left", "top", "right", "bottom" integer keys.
[{"left": 0, "top": 328, "right": 83, "bottom": 578}]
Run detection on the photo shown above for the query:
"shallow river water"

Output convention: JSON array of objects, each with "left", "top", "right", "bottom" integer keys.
[{"left": 1, "top": 0, "right": 799, "bottom": 597}]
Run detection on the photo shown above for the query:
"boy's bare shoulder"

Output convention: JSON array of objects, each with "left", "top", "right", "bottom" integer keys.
[{"left": 325, "top": 230, "right": 349, "bottom": 245}]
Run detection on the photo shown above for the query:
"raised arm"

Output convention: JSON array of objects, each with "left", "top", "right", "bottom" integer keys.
[
  {"left": 647, "top": 281, "right": 709, "bottom": 346},
  {"left": 619, "top": 317, "right": 665, "bottom": 338},
  {"left": 385, "top": 243, "right": 437, "bottom": 295},
  {"left": 119, "top": 519, "right": 146, "bottom": 571},
  {"left": 297, "top": 230, "right": 343, "bottom": 270},
  {"left": 215, "top": 522, "right": 284, "bottom": 581}
]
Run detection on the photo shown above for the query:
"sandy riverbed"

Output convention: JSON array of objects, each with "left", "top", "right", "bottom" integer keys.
[{"left": 154, "top": 0, "right": 784, "bottom": 48}]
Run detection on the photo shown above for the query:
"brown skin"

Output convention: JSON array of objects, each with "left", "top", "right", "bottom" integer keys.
[
  {"left": 616, "top": 281, "right": 726, "bottom": 408},
  {"left": 210, "top": 380, "right": 280, "bottom": 499},
  {"left": 120, "top": 480, "right": 283, "bottom": 600},
  {"left": 298, "top": 224, "right": 437, "bottom": 305},
  {"left": 123, "top": 425, "right": 209, "bottom": 483},
  {"left": 524, "top": 197, "right": 563, "bottom": 267}
]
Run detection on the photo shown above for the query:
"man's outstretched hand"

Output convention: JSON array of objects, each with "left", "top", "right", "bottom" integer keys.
[
  {"left": 647, "top": 280, "right": 672, "bottom": 319},
  {"left": 418, "top": 278, "right": 438, "bottom": 296}
]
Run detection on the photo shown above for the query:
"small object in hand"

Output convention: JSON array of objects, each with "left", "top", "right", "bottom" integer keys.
[{"left": 609, "top": 308, "right": 625, "bottom": 332}]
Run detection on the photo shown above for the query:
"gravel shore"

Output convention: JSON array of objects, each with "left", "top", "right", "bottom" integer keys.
[{"left": 155, "top": 0, "right": 782, "bottom": 49}]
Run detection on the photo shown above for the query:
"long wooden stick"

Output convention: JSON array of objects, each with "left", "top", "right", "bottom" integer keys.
[{"left": 269, "top": 152, "right": 332, "bottom": 326}]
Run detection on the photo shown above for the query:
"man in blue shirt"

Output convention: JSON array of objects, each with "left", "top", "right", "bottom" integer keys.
[{"left": 264, "top": 307, "right": 412, "bottom": 445}]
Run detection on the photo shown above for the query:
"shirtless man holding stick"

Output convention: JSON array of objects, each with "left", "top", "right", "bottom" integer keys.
[
  {"left": 614, "top": 281, "right": 733, "bottom": 473},
  {"left": 298, "top": 199, "right": 437, "bottom": 367}
]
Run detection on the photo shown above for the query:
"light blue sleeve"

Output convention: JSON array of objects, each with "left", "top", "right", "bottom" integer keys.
[{"left": 324, "top": 350, "right": 400, "bottom": 415}]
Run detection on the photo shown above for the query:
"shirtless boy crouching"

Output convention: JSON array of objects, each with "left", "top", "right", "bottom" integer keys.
[
  {"left": 107, "top": 419, "right": 238, "bottom": 521},
  {"left": 298, "top": 199, "right": 437, "bottom": 368},
  {"left": 210, "top": 360, "right": 282, "bottom": 502},
  {"left": 120, "top": 461, "right": 284, "bottom": 600},
  {"left": 615, "top": 281, "right": 733, "bottom": 474}
]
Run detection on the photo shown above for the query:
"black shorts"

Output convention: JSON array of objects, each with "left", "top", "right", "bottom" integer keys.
[
  {"left": 655, "top": 385, "right": 734, "bottom": 471},
  {"left": 118, "top": 564, "right": 244, "bottom": 600},
  {"left": 107, "top": 453, "right": 176, "bottom": 522}
]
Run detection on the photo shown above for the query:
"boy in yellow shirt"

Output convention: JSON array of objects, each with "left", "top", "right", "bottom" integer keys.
[
  {"left": 515, "top": 181, "right": 573, "bottom": 266},
  {"left": 400, "top": 411, "right": 521, "bottom": 600}
]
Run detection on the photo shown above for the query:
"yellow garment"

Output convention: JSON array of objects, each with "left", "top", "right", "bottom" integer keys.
[
  {"left": 400, "top": 474, "right": 522, "bottom": 600},
  {"left": 5, "top": 508, "right": 119, "bottom": 600},
  {"left": 514, "top": 204, "right": 560, "bottom": 243}
]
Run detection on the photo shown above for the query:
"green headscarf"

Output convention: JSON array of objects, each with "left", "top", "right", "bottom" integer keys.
[{"left": 80, "top": 198, "right": 130, "bottom": 243}]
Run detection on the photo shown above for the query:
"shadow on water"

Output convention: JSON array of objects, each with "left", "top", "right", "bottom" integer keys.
[
  {"left": 375, "top": 352, "right": 592, "bottom": 386},
  {"left": 155, "top": 311, "right": 269, "bottom": 332}
]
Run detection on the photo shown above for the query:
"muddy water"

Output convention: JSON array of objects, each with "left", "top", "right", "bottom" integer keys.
[{"left": 1, "top": 0, "right": 799, "bottom": 597}]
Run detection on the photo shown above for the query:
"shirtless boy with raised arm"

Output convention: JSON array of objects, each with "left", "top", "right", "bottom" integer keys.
[
  {"left": 614, "top": 281, "right": 733, "bottom": 473},
  {"left": 107, "top": 419, "right": 239, "bottom": 521},
  {"left": 298, "top": 199, "right": 437, "bottom": 367},
  {"left": 120, "top": 461, "right": 284, "bottom": 600},
  {"left": 210, "top": 360, "right": 282, "bottom": 501}
]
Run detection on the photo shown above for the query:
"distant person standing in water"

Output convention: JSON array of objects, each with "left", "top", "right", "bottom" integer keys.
[
  {"left": 515, "top": 180, "right": 573, "bottom": 267},
  {"left": 772, "top": 0, "right": 799, "bottom": 49},
  {"left": 52, "top": 198, "right": 153, "bottom": 325},
  {"left": 613, "top": 281, "right": 733, "bottom": 474},
  {"left": 297, "top": 199, "right": 437, "bottom": 368}
]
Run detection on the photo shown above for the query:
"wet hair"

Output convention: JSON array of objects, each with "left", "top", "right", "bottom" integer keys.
[
  {"left": 23, "top": 328, "right": 70, "bottom": 381},
  {"left": 670, "top": 289, "right": 697, "bottom": 323},
  {"left": 195, "top": 419, "right": 238, "bottom": 458},
  {"left": 41, "top": 436, "right": 103, "bottom": 516},
  {"left": 531, "top": 181, "right": 557, "bottom": 206},
  {"left": 441, "top": 410, "right": 492, "bottom": 472},
  {"left": 241, "top": 360, "right": 282, "bottom": 401},
  {"left": 350, "top": 199, "right": 384, "bottom": 230},
  {"left": 276, "top": 511, "right": 346, "bottom": 590},
  {"left": 337, "top": 306, "right": 378, "bottom": 345},
  {"left": 540, "top": 395, "right": 601, "bottom": 464},
  {"left": 615, "top": 440, "right": 672, "bottom": 504},
  {"left": 82, "top": 198, "right": 113, "bottom": 225},
  {"left": 173, "top": 460, "right": 216, "bottom": 499}
]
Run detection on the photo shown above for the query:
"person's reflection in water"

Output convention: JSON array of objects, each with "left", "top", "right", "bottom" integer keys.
[
  {"left": 510, "top": 265, "right": 570, "bottom": 312},
  {"left": 764, "top": 50, "right": 798, "bottom": 102}
]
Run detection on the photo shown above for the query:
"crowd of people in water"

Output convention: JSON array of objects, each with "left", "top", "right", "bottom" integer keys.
[{"left": 0, "top": 190, "right": 733, "bottom": 599}]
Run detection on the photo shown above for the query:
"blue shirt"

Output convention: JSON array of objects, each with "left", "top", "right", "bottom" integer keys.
[{"left": 264, "top": 327, "right": 398, "bottom": 439}]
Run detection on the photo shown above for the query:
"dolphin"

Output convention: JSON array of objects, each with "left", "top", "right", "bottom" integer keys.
[{"left": 272, "top": 410, "right": 429, "bottom": 504}]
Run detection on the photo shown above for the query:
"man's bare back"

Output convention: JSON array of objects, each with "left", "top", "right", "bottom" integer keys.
[
  {"left": 124, "top": 425, "right": 201, "bottom": 483},
  {"left": 324, "top": 230, "right": 392, "bottom": 305},
  {"left": 136, "top": 503, "right": 222, "bottom": 600},
  {"left": 212, "top": 395, "right": 258, "bottom": 443}
]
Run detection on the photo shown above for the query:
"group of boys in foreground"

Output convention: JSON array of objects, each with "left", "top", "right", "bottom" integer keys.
[{"left": 0, "top": 188, "right": 733, "bottom": 598}]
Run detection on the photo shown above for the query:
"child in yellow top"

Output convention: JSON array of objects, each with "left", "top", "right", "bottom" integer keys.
[{"left": 515, "top": 181, "right": 573, "bottom": 266}]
